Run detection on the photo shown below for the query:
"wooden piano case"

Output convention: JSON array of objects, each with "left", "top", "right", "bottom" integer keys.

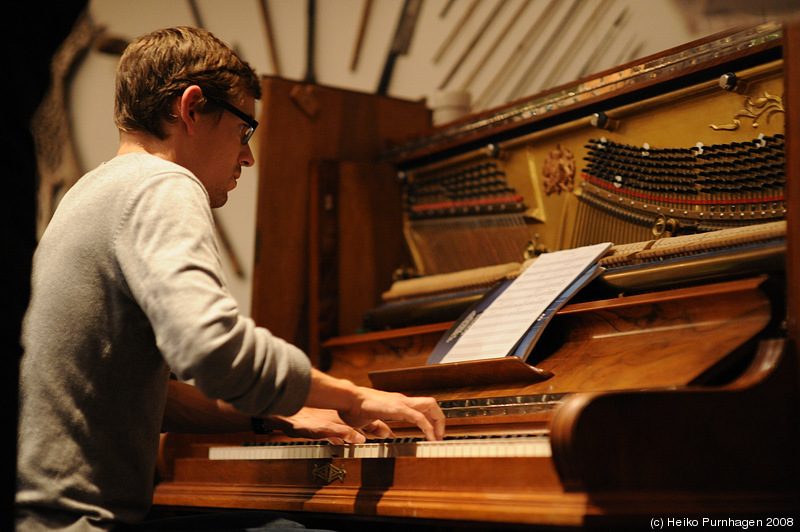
[
  {"left": 155, "top": 276, "right": 797, "bottom": 527},
  {"left": 153, "top": 23, "right": 800, "bottom": 529},
  {"left": 249, "top": 78, "right": 430, "bottom": 366}
]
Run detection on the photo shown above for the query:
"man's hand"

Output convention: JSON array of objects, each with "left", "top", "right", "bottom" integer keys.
[
  {"left": 305, "top": 369, "right": 446, "bottom": 442},
  {"left": 339, "top": 386, "right": 446, "bottom": 442},
  {"left": 269, "top": 407, "right": 395, "bottom": 444}
]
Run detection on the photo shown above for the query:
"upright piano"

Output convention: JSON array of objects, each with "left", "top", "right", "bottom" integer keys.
[{"left": 153, "top": 22, "right": 800, "bottom": 529}]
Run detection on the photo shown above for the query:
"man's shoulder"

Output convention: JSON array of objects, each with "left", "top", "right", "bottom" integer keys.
[
  {"left": 88, "top": 153, "right": 206, "bottom": 199},
  {"left": 104, "top": 152, "right": 193, "bottom": 180}
]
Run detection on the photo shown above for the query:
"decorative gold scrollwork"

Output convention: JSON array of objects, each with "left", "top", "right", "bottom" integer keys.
[
  {"left": 313, "top": 463, "right": 346, "bottom": 484},
  {"left": 710, "top": 91, "right": 785, "bottom": 131}
]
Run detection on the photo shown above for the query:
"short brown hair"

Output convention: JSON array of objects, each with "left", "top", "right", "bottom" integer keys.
[{"left": 114, "top": 26, "right": 261, "bottom": 139}]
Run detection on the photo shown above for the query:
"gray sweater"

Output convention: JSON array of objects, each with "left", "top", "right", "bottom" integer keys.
[{"left": 16, "top": 153, "right": 312, "bottom": 530}]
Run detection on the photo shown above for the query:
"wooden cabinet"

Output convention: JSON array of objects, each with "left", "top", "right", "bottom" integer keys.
[{"left": 251, "top": 78, "right": 430, "bottom": 365}]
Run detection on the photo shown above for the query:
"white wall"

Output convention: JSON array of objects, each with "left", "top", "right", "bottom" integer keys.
[{"left": 68, "top": 0, "right": 789, "bottom": 315}]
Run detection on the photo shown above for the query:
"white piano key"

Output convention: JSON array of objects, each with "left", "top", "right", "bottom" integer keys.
[{"left": 208, "top": 436, "right": 552, "bottom": 461}]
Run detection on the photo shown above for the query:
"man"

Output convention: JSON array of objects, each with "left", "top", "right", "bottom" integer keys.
[{"left": 16, "top": 26, "right": 445, "bottom": 531}]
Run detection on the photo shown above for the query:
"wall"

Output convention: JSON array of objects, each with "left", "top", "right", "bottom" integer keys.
[{"left": 67, "top": 0, "right": 791, "bottom": 315}]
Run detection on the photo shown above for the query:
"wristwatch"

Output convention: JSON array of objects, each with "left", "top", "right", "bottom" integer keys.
[{"left": 250, "top": 417, "right": 273, "bottom": 434}]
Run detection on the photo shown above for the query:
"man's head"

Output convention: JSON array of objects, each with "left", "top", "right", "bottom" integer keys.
[
  {"left": 114, "top": 27, "right": 261, "bottom": 207},
  {"left": 114, "top": 26, "right": 260, "bottom": 139}
]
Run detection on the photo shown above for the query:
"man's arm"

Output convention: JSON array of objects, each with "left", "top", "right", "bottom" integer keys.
[
  {"left": 162, "top": 379, "right": 250, "bottom": 433},
  {"left": 162, "top": 379, "right": 399, "bottom": 443}
]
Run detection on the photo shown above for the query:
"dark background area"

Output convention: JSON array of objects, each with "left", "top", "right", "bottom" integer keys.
[{"left": 2, "top": 2, "right": 87, "bottom": 528}]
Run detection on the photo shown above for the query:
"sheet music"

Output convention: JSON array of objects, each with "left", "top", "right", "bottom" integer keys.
[
  {"left": 437, "top": 242, "right": 611, "bottom": 363},
  {"left": 508, "top": 262, "right": 603, "bottom": 361}
]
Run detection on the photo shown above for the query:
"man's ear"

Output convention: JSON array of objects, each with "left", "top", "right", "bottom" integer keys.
[{"left": 177, "top": 85, "right": 205, "bottom": 137}]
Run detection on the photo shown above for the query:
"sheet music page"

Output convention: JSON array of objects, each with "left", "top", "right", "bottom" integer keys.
[{"left": 437, "top": 242, "right": 611, "bottom": 363}]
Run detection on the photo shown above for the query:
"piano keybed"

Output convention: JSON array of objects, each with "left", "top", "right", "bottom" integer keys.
[{"left": 208, "top": 434, "right": 552, "bottom": 460}]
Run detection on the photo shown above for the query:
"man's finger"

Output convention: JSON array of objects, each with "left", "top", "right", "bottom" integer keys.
[
  {"left": 361, "top": 420, "right": 395, "bottom": 440},
  {"left": 399, "top": 406, "right": 439, "bottom": 441},
  {"left": 406, "top": 397, "right": 446, "bottom": 440}
]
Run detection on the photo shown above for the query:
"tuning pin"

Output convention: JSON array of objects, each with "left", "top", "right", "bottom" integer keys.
[{"left": 695, "top": 142, "right": 704, "bottom": 156}]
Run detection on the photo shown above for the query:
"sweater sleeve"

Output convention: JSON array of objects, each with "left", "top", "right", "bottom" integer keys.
[{"left": 114, "top": 170, "right": 311, "bottom": 417}]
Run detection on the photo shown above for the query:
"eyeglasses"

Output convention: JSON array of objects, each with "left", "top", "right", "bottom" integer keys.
[{"left": 209, "top": 97, "right": 259, "bottom": 145}]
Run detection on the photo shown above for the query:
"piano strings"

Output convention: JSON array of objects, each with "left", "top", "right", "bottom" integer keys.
[{"left": 406, "top": 214, "right": 531, "bottom": 275}]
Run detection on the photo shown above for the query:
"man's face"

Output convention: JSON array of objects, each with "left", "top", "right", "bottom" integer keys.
[{"left": 188, "top": 92, "right": 257, "bottom": 208}]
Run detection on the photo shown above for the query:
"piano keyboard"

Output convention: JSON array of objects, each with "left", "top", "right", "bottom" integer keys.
[{"left": 208, "top": 435, "right": 552, "bottom": 460}]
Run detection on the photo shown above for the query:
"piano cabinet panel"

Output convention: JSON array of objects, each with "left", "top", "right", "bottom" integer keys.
[
  {"left": 155, "top": 455, "right": 594, "bottom": 526},
  {"left": 167, "top": 456, "right": 563, "bottom": 491},
  {"left": 550, "top": 338, "right": 800, "bottom": 495},
  {"left": 528, "top": 276, "right": 774, "bottom": 393},
  {"left": 155, "top": 453, "right": 797, "bottom": 526}
]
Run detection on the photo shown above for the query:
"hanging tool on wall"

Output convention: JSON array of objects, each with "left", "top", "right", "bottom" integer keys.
[
  {"left": 376, "top": 0, "right": 423, "bottom": 95},
  {"left": 188, "top": 0, "right": 205, "bottom": 29},
  {"left": 577, "top": 7, "right": 628, "bottom": 78},
  {"left": 291, "top": 0, "right": 320, "bottom": 117},
  {"left": 473, "top": 0, "right": 559, "bottom": 110},
  {"left": 438, "top": 0, "right": 508, "bottom": 90},
  {"left": 458, "top": 0, "right": 532, "bottom": 93},
  {"left": 439, "top": 0, "right": 456, "bottom": 18},
  {"left": 185, "top": 0, "right": 247, "bottom": 278},
  {"left": 350, "top": 0, "right": 373, "bottom": 72},
  {"left": 259, "top": 0, "right": 282, "bottom": 76},
  {"left": 506, "top": 0, "right": 585, "bottom": 101},
  {"left": 432, "top": 0, "right": 481, "bottom": 64},
  {"left": 538, "top": 0, "right": 614, "bottom": 90},
  {"left": 304, "top": 0, "right": 317, "bottom": 84}
]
